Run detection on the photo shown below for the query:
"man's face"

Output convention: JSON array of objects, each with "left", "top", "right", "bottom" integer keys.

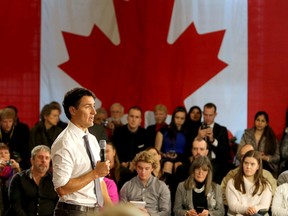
[
  {"left": 154, "top": 110, "right": 167, "bottom": 124},
  {"left": 0, "top": 118, "right": 14, "bottom": 133},
  {"left": 31, "top": 150, "right": 51, "bottom": 174},
  {"left": 127, "top": 109, "right": 141, "bottom": 130},
  {"left": 203, "top": 107, "right": 217, "bottom": 125},
  {"left": 44, "top": 109, "right": 60, "bottom": 126},
  {"left": 136, "top": 161, "right": 153, "bottom": 182},
  {"left": 192, "top": 140, "right": 208, "bottom": 158},
  {"left": 70, "top": 96, "right": 96, "bottom": 131},
  {"left": 110, "top": 105, "right": 123, "bottom": 120},
  {"left": 0, "top": 149, "right": 10, "bottom": 161}
]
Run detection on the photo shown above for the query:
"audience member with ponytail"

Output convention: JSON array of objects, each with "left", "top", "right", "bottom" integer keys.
[{"left": 238, "top": 111, "right": 280, "bottom": 177}]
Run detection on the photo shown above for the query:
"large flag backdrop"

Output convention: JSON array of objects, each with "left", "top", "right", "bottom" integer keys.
[{"left": 1, "top": 0, "right": 288, "bottom": 140}]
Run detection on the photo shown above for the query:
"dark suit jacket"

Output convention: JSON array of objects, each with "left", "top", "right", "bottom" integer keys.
[{"left": 208, "top": 122, "right": 232, "bottom": 183}]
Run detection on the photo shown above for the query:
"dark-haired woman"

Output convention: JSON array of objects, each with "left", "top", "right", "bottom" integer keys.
[
  {"left": 155, "top": 106, "right": 188, "bottom": 176},
  {"left": 185, "top": 106, "right": 202, "bottom": 158},
  {"left": 238, "top": 111, "right": 280, "bottom": 177},
  {"left": 174, "top": 155, "right": 224, "bottom": 216}
]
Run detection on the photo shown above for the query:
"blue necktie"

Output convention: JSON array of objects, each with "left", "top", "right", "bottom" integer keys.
[{"left": 83, "top": 135, "right": 104, "bottom": 206}]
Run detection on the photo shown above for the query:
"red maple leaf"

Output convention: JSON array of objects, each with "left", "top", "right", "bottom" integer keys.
[{"left": 59, "top": 0, "right": 227, "bottom": 114}]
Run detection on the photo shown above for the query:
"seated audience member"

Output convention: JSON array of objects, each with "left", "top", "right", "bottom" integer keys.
[
  {"left": 49, "top": 101, "right": 68, "bottom": 130},
  {"left": 271, "top": 182, "right": 288, "bottom": 216},
  {"left": 175, "top": 138, "right": 210, "bottom": 186},
  {"left": 146, "top": 104, "right": 168, "bottom": 146},
  {"left": 174, "top": 155, "right": 224, "bottom": 216},
  {"left": 155, "top": 106, "right": 188, "bottom": 176},
  {"left": 89, "top": 108, "right": 109, "bottom": 141},
  {"left": 104, "top": 177, "right": 119, "bottom": 204},
  {"left": 279, "top": 121, "right": 288, "bottom": 173},
  {"left": 145, "top": 147, "right": 166, "bottom": 182},
  {"left": 185, "top": 106, "right": 202, "bottom": 154},
  {"left": 30, "top": 103, "right": 63, "bottom": 149},
  {"left": 221, "top": 144, "right": 276, "bottom": 210},
  {"left": 0, "top": 143, "right": 21, "bottom": 215},
  {"left": 120, "top": 151, "right": 171, "bottom": 216},
  {"left": 93, "top": 107, "right": 108, "bottom": 125},
  {"left": 112, "top": 106, "right": 149, "bottom": 169},
  {"left": 226, "top": 150, "right": 272, "bottom": 216},
  {"left": 238, "top": 111, "right": 280, "bottom": 177},
  {"left": 107, "top": 103, "right": 127, "bottom": 127},
  {"left": 277, "top": 170, "right": 288, "bottom": 186},
  {"left": 105, "top": 141, "right": 135, "bottom": 191},
  {"left": 5, "top": 105, "right": 29, "bottom": 128},
  {"left": 196, "top": 102, "right": 232, "bottom": 184},
  {"left": 7, "top": 145, "right": 58, "bottom": 216},
  {"left": 0, "top": 107, "right": 30, "bottom": 169}
]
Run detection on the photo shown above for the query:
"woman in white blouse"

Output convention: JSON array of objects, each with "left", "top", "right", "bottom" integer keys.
[
  {"left": 271, "top": 183, "right": 288, "bottom": 216},
  {"left": 226, "top": 150, "right": 272, "bottom": 216}
]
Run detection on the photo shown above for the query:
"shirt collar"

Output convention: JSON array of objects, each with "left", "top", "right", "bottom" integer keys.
[
  {"left": 208, "top": 122, "right": 215, "bottom": 128},
  {"left": 67, "top": 121, "right": 87, "bottom": 139}
]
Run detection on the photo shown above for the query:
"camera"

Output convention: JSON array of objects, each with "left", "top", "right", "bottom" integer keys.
[
  {"left": 101, "top": 119, "right": 109, "bottom": 127},
  {"left": 200, "top": 123, "right": 208, "bottom": 129},
  {"left": 6, "top": 160, "right": 12, "bottom": 166}
]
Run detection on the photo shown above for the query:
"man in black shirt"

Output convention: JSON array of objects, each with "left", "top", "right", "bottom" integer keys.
[
  {"left": 7, "top": 145, "right": 58, "bottom": 216},
  {"left": 112, "top": 106, "right": 149, "bottom": 170}
]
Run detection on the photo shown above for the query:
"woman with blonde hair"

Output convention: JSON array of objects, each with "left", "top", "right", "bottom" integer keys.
[{"left": 174, "top": 155, "right": 224, "bottom": 216}]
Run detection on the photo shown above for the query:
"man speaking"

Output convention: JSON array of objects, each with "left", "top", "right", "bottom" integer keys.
[{"left": 51, "top": 87, "right": 110, "bottom": 216}]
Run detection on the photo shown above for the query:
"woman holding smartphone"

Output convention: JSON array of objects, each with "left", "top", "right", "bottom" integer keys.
[{"left": 174, "top": 155, "right": 224, "bottom": 216}]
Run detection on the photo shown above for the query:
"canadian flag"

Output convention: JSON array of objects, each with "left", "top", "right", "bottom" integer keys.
[{"left": 1, "top": 0, "right": 287, "bottom": 140}]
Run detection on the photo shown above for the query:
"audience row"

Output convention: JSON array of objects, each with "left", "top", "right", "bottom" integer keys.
[{"left": 0, "top": 98, "right": 287, "bottom": 216}]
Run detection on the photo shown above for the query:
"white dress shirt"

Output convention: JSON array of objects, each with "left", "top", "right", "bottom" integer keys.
[{"left": 51, "top": 121, "right": 101, "bottom": 206}]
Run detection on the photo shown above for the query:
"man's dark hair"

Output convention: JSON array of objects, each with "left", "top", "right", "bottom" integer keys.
[
  {"left": 128, "top": 106, "right": 142, "bottom": 116},
  {"left": 62, "top": 87, "right": 96, "bottom": 120},
  {"left": 203, "top": 102, "right": 217, "bottom": 112}
]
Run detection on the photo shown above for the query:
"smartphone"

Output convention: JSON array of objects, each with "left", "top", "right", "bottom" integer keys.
[
  {"left": 258, "top": 209, "right": 268, "bottom": 215},
  {"left": 195, "top": 206, "right": 205, "bottom": 213}
]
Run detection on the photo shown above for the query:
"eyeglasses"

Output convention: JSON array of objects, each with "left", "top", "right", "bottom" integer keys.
[{"left": 194, "top": 167, "right": 209, "bottom": 173}]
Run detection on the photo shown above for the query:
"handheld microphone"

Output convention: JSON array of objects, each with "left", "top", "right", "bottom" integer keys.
[{"left": 99, "top": 140, "right": 106, "bottom": 162}]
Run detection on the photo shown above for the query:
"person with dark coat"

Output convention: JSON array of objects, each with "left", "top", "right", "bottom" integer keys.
[
  {"left": 30, "top": 103, "right": 63, "bottom": 150},
  {"left": 7, "top": 145, "right": 58, "bottom": 216},
  {"left": 196, "top": 103, "right": 232, "bottom": 184},
  {"left": 0, "top": 107, "right": 30, "bottom": 169}
]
